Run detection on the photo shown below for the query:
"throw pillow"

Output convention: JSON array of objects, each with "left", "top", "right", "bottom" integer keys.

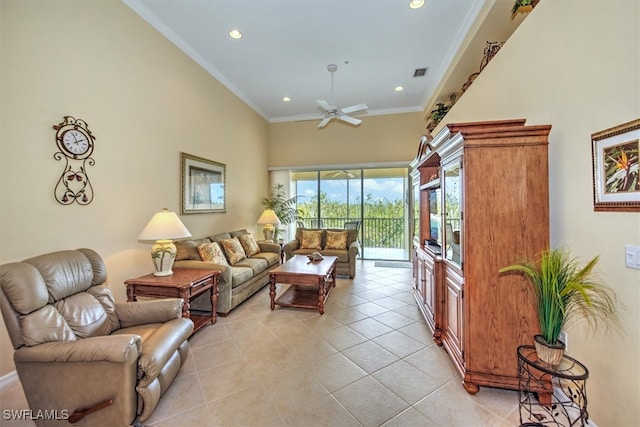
[
  {"left": 175, "top": 240, "right": 202, "bottom": 261},
  {"left": 220, "top": 237, "right": 247, "bottom": 265},
  {"left": 197, "top": 242, "right": 229, "bottom": 266},
  {"left": 238, "top": 234, "right": 261, "bottom": 257},
  {"left": 300, "top": 230, "right": 323, "bottom": 250},
  {"left": 325, "top": 230, "right": 348, "bottom": 250}
]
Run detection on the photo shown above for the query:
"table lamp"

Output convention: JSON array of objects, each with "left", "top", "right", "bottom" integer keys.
[
  {"left": 138, "top": 208, "right": 192, "bottom": 276},
  {"left": 257, "top": 209, "right": 280, "bottom": 242}
]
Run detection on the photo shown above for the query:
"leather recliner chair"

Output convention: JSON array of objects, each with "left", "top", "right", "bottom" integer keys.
[{"left": 0, "top": 248, "right": 194, "bottom": 426}]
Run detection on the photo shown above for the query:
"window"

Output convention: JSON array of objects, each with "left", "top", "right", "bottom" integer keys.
[{"left": 291, "top": 167, "right": 409, "bottom": 260}]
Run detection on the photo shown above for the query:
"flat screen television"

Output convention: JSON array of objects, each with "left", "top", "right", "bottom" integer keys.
[{"left": 427, "top": 188, "right": 442, "bottom": 249}]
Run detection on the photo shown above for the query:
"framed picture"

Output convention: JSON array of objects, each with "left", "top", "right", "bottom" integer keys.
[
  {"left": 591, "top": 118, "right": 640, "bottom": 211},
  {"left": 181, "top": 152, "right": 226, "bottom": 214}
]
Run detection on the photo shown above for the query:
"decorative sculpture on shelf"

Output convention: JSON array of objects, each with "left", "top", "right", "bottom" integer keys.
[{"left": 425, "top": 41, "right": 505, "bottom": 133}]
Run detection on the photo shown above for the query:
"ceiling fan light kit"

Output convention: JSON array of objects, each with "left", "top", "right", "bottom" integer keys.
[{"left": 316, "top": 64, "right": 368, "bottom": 129}]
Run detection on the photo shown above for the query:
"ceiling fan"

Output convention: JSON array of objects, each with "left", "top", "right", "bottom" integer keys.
[
  {"left": 316, "top": 64, "right": 368, "bottom": 129},
  {"left": 325, "top": 170, "right": 360, "bottom": 179}
]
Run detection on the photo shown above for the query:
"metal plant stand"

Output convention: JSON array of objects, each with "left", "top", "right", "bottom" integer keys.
[{"left": 517, "top": 345, "right": 590, "bottom": 426}]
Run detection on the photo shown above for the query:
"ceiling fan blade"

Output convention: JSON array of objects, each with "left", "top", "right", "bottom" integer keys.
[
  {"left": 317, "top": 100, "right": 332, "bottom": 112},
  {"left": 341, "top": 103, "right": 368, "bottom": 114},
  {"left": 338, "top": 114, "right": 361, "bottom": 126},
  {"left": 318, "top": 117, "right": 332, "bottom": 128}
]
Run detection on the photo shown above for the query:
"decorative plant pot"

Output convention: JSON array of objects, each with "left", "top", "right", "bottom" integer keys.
[{"left": 534, "top": 334, "right": 565, "bottom": 366}]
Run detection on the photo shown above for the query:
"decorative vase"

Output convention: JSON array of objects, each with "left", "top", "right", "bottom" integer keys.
[{"left": 534, "top": 334, "right": 565, "bottom": 366}]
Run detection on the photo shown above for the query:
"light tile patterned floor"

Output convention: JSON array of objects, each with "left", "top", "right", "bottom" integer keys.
[{"left": 0, "top": 260, "right": 524, "bottom": 427}]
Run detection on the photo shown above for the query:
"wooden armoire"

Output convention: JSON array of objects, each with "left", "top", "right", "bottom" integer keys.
[{"left": 410, "top": 119, "right": 551, "bottom": 393}]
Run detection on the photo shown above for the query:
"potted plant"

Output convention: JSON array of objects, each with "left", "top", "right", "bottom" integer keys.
[
  {"left": 499, "top": 247, "right": 621, "bottom": 366},
  {"left": 511, "top": 0, "right": 534, "bottom": 18},
  {"left": 260, "top": 183, "right": 300, "bottom": 242},
  {"left": 426, "top": 93, "right": 458, "bottom": 132}
]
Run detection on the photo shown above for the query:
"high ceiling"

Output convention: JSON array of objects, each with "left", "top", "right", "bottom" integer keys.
[{"left": 124, "top": 1, "right": 502, "bottom": 124}]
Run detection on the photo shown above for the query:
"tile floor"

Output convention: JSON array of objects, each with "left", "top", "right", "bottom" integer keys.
[{"left": 0, "top": 260, "right": 524, "bottom": 427}]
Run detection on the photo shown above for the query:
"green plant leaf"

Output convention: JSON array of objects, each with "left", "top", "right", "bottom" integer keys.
[{"left": 499, "top": 247, "right": 622, "bottom": 345}]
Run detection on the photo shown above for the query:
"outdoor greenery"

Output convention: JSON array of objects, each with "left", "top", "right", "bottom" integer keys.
[
  {"left": 500, "top": 247, "right": 622, "bottom": 346},
  {"left": 260, "top": 183, "right": 300, "bottom": 241},
  {"left": 298, "top": 192, "right": 403, "bottom": 220},
  {"left": 297, "top": 192, "right": 405, "bottom": 248}
]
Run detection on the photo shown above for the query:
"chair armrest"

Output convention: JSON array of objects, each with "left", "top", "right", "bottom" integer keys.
[
  {"left": 283, "top": 239, "right": 299, "bottom": 258},
  {"left": 137, "top": 318, "right": 193, "bottom": 387},
  {"left": 258, "top": 241, "right": 281, "bottom": 254},
  {"left": 14, "top": 335, "right": 141, "bottom": 364},
  {"left": 349, "top": 240, "right": 361, "bottom": 255},
  {"left": 116, "top": 298, "right": 183, "bottom": 328}
]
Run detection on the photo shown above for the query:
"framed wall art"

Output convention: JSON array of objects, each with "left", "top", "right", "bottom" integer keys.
[
  {"left": 181, "top": 152, "right": 226, "bottom": 214},
  {"left": 591, "top": 118, "right": 640, "bottom": 211}
]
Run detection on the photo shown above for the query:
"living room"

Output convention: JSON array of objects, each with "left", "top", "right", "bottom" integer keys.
[{"left": 1, "top": 1, "right": 638, "bottom": 426}]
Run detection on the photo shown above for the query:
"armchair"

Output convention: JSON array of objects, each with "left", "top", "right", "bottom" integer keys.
[{"left": 0, "top": 249, "right": 194, "bottom": 426}]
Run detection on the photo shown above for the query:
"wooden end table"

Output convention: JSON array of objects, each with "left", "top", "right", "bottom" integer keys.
[
  {"left": 269, "top": 255, "right": 337, "bottom": 314},
  {"left": 125, "top": 268, "right": 220, "bottom": 334}
]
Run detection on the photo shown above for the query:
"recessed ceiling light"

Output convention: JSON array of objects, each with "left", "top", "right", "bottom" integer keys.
[
  {"left": 409, "top": 0, "right": 425, "bottom": 9},
  {"left": 395, "top": 86, "right": 404, "bottom": 92},
  {"left": 228, "top": 29, "right": 242, "bottom": 39},
  {"left": 282, "top": 97, "right": 291, "bottom": 102}
]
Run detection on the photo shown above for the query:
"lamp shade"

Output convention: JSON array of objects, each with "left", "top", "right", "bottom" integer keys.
[
  {"left": 257, "top": 209, "right": 281, "bottom": 225},
  {"left": 138, "top": 209, "right": 191, "bottom": 276},
  {"left": 138, "top": 209, "right": 191, "bottom": 241}
]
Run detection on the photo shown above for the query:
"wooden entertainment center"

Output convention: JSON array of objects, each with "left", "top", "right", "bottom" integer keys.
[{"left": 410, "top": 119, "right": 551, "bottom": 393}]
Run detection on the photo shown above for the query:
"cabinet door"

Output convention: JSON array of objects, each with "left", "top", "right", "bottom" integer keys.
[
  {"left": 423, "top": 255, "right": 435, "bottom": 322},
  {"left": 442, "top": 159, "right": 463, "bottom": 267},
  {"left": 443, "top": 269, "right": 464, "bottom": 367}
]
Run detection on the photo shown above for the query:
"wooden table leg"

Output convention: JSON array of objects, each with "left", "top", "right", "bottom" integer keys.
[
  {"left": 179, "top": 288, "right": 190, "bottom": 320},
  {"left": 210, "top": 280, "right": 218, "bottom": 324},
  {"left": 318, "top": 277, "right": 325, "bottom": 315},
  {"left": 126, "top": 285, "right": 137, "bottom": 302},
  {"left": 269, "top": 274, "right": 276, "bottom": 310}
]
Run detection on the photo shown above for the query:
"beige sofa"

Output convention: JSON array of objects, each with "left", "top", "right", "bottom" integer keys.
[
  {"left": 0, "top": 249, "right": 193, "bottom": 426},
  {"left": 283, "top": 228, "right": 360, "bottom": 278},
  {"left": 173, "top": 229, "right": 281, "bottom": 315}
]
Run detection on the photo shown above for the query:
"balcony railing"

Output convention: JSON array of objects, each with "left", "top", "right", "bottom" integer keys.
[{"left": 297, "top": 217, "right": 405, "bottom": 249}]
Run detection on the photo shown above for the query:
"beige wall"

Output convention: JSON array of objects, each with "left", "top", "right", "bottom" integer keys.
[
  {"left": 2, "top": 1, "right": 639, "bottom": 425},
  {"left": 0, "top": 1, "right": 269, "bottom": 374},
  {"left": 269, "top": 112, "right": 425, "bottom": 168},
  {"left": 440, "top": 2, "right": 639, "bottom": 425}
]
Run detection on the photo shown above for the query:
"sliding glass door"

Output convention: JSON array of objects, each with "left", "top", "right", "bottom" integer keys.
[{"left": 291, "top": 167, "right": 409, "bottom": 261}]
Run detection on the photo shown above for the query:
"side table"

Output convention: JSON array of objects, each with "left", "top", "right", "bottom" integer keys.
[
  {"left": 517, "top": 345, "right": 589, "bottom": 427},
  {"left": 125, "top": 268, "right": 220, "bottom": 334}
]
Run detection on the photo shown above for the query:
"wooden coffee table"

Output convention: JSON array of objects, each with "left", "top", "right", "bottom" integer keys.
[
  {"left": 125, "top": 268, "right": 219, "bottom": 334},
  {"left": 269, "top": 255, "right": 337, "bottom": 315}
]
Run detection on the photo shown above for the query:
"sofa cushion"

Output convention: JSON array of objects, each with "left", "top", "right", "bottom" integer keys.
[
  {"left": 197, "top": 242, "right": 229, "bottom": 266},
  {"left": 251, "top": 251, "right": 280, "bottom": 267},
  {"left": 234, "top": 257, "right": 268, "bottom": 276},
  {"left": 175, "top": 239, "right": 209, "bottom": 261},
  {"left": 300, "top": 230, "right": 323, "bottom": 250},
  {"left": 237, "top": 234, "right": 261, "bottom": 257},
  {"left": 325, "top": 230, "right": 348, "bottom": 250},
  {"left": 230, "top": 229, "right": 250, "bottom": 237},
  {"left": 209, "top": 232, "right": 232, "bottom": 244},
  {"left": 318, "top": 248, "right": 350, "bottom": 263},
  {"left": 220, "top": 237, "right": 247, "bottom": 265},
  {"left": 228, "top": 266, "right": 254, "bottom": 288}
]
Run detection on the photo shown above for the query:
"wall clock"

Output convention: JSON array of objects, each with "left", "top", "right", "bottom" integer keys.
[{"left": 53, "top": 116, "right": 96, "bottom": 205}]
